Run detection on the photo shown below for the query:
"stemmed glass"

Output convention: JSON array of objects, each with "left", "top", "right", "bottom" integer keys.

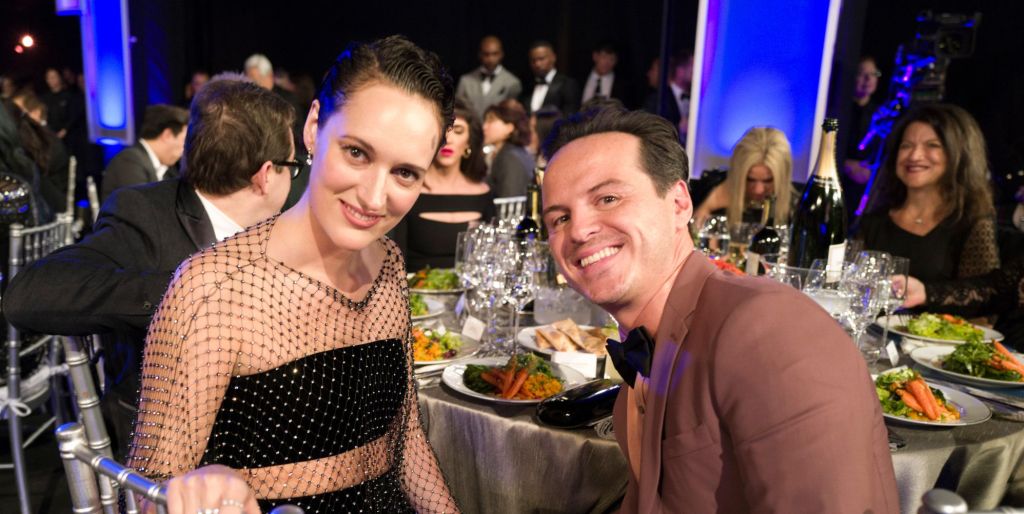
[
  {"left": 503, "top": 238, "right": 546, "bottom": 355},
  {"left": 880, "top": 256, "right": 910, "bottom": 347},
  {"left": 842, "top": 254, "right": 889, "bottom": 364}
]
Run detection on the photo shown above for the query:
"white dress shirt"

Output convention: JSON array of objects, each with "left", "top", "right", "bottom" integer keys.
[
  {"left": 139, "top": 139, "right": 169, "bottom": 181},
  {"left": 582, "top": 70, "right": 615, "bottom": 103},
  {"left": 530, "top": 69, "right": 557, "bottom": 113},
  {"left": 195, "top": 190, "right": 245, "bottom": 242},
  {"left": 480, "top": 64, "right": 505, "bottom": 96},
  {"left": 669, "top": 82, "right": 690, "bottom": 121}
]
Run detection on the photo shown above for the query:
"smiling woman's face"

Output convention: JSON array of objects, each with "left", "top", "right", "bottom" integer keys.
[{"left": 303, "top": 82, "right": 441, "bottom": 252}]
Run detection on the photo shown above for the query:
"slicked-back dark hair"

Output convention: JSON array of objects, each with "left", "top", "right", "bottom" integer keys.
[
  {"left": 315, "top": 35, "right": 455, "bottom": 148},
  {"left": 183, "top": 75, "right": 295, "bottom": 195},
  {"left": 543, "top": 107, "right": 689, "bottom": 195}
]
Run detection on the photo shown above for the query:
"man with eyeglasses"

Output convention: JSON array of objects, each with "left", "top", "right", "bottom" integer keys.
[{"left": 3, "top": 75, "right": 297, "bottom": 460}]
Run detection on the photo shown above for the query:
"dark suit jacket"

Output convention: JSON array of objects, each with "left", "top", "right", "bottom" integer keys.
[
  {"left": 100, "top": 142, "right": 179, "bottom": 202},
  {"left": 581, "top": 71, "right": 635, "bottom": 108},
  {"left": 612, "top": 254, "right": 899, "bottom": 513},
  {"left": 519, "top": 71, "right": 581, "bottom": 115},
  {"left": 642, "top": 88, "right": 681, "bottom": 127},
  {"left": 3, "top": 178, "right": 215, "bottom": 397}
]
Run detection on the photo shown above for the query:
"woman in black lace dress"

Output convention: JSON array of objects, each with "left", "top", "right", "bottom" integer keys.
[
  {"left": 128, "top": 36, "right": 459, "bottom": 513},
  {"left": 856, "top": 104, "right": 999, "bottom": 282}
]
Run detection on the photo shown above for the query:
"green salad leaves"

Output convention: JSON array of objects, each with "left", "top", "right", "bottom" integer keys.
[{"left": 907, "top": 312, "right": 983, "bottom": 341}]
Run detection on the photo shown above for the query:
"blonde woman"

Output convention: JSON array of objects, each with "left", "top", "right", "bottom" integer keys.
[{"left": 694, "top": 127, "right": 794, "bottom": 228}]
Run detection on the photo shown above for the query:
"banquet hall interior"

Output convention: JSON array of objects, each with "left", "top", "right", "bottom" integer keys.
[{"left": 2, "top": 0, "right": 1024, "bottom": 512}]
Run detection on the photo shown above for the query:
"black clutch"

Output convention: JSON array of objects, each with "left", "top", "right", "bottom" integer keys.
[{"left": 536, "top": 378, "right": 621, "bottom": 429}]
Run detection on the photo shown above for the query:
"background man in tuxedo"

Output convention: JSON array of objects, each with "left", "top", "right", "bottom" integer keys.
[
  {"left": 3, "top": 76, "right": 297, "bottom": 458},
  {"left": 581, "top": 41, "right": 631, "bottom": 107},
  {"left": 642, "top": 52, "right": 693, "bottom": 143},
  {"left": 540, "top": 107, "right": 898, "bottom": 513},
  {"left": 456, "top": 35, "right": 522, "bottom": 120},
  {"left": 519, "top": 40, "right": 580, "bottom": 115},
  {"left": 100, "top": 104, "right": 189, "bottom": 201}
]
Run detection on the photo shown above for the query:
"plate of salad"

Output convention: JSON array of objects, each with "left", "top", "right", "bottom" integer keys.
[
  {"left": 408, "top": 267, "right": 463, "bottom": 294},
  {"left": 442, "top": 354, "right": 587, "bottom": 405},
  {"left": 874, "top": 367, "right": 990, "bottom": 427},
  {"left": 412, "top": 325, "right": 477, "bottom": 365},
  {"left": 876, "top": 313, "right": 1003, "bottom": 344},
  {"left": 910, "top": 341, "right": 1024, "bottom": 388},
  {"left": 410, "top": 294, "right": 444, "bottom": 321}
]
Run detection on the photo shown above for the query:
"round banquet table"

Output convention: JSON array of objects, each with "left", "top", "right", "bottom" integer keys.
[{"left": 414, "top": 303, "right": 1024, "bottom": 513}]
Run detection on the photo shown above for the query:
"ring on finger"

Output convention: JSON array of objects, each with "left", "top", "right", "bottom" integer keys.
[
  {"left": 221, "top": 498, "right": 245, "bottom": 509},
  {"left": 198, "top": 509, "right": 219, "bottom": 514}
]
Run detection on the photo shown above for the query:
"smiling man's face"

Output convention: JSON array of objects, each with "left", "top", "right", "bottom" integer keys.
[{"left": 542, "top": 132, "right": 691, "bottom": 311}]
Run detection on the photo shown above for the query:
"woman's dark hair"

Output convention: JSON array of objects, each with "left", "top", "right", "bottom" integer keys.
[
  {"left": 453, "top": 99, "right": 487, "bottom": 182},
  {"left": 4, "top": 93, "right": 52, "bottom": 174},
  {"left": 484, "top": 98, "right": 531, "bottom": 147},
  {"left": 315, "top": 35, "right": 455, "bottom": 148},
  {"left": 868, "top": 103, "right": 995, "bottom": 222}
]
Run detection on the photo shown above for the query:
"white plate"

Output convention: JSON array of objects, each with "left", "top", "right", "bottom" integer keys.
[
  {"left": 411, "top": 297, "right": 445, "bottom": 321},
  {"left": 412, "top": 331, "right": 480, "bottom": 366},
  {"left": 909, "top": 346, "right": 1024, "bottom": 388},
  {"left": 874, "top": 374, "right": 991, "bottom": 427},
  {"left": 441, "top": 357, "right": 588, "bottom": 405},
  {"left": 876, "top": 314, "right": 1004, "bottom": 344},
  {"left": 517, "top": 325, "right": 606, "bottom": 355}
]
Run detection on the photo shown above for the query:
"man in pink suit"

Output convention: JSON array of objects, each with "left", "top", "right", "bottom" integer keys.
[{"left": 540, "top": 107, "right": 899, "bottom": 513}]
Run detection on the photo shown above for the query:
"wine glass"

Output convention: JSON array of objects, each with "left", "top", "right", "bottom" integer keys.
[
  {"left": 697, "top": 215, "right": 730, "bottom": 259},
  {"left": 803, "top": 259, "right": 853, "bottom": 319},
  {"left": 880, "top": 256, "right": 910, "bottom": 347},
  {"left": 503, "top": 238, "right": 546, "bottom": 355},
  {"left": 841, "top": 261, "right": 887, "bottom": 364}
]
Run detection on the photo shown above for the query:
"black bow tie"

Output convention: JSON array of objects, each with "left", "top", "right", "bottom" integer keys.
[
  {"left": 481, "top": 70, "right": 496, "bottom": 82},
  {"left": 534, "top": 76, "right": 549, "bottom": 85},
  {"left": 605, "top": 326, "right": 655, "bottom": 388},
  {"left": 679, "top": 91, "right": 690, "bottom": 101}
]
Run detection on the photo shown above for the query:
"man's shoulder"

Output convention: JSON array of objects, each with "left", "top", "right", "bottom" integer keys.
[
  {"left": 101, "top": 179, "right": 182, "bottom": 217},
  {"left": 107, "top": 144, "right": 147, "bottom": 164},
  {"left": 458, "top": 70, "right": 481, "bottom": 84}
]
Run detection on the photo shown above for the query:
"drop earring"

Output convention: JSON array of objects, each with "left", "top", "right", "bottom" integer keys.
[{"left": 304, "top": 149, "right": 313, "bottom": 167}]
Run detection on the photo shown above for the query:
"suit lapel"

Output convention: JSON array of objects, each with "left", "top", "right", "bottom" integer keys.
[
  {"left": 543, "top": 73, "right": 562, "bottom": 107},
  {"left": 175, "top": 180, "right": 217, "bottom": 250},
  {"left": 637, "top": 252, "right": 716, "bottom": 512}
]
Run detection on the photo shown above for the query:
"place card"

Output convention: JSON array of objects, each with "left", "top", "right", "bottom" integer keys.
[
  {"left": 552, "top": 351, "right": 599, "bottom": 379},
  {"left": 885, "top": 340, "right": 900, "bottom": 367},
  {"left": 462, "top": 315, "right": 486, "bottom": 341}
]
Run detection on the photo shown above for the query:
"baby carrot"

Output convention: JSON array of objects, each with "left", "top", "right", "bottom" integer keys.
[
  {"left": 994, "top": 341, "right": 1024, "bottom": 368},
  {"left": 896, "top": 389, "right": 926, "bottom": 414},
  {"left": 915, "top": 378, "right": 943, "bottom": 421},
  {"left": 906, "top": 379, "right": 938, "bottom": 420},
  {"left": 504, "top": 369, "right": 530, "bottom": 399}
]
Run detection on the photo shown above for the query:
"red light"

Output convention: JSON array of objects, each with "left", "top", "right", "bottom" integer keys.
[
  {"left": 14, "top": 45, "right": 24, "bottom": 54},
  {"left": 20, "top": 35, "right": 34, "bottom": 48}
]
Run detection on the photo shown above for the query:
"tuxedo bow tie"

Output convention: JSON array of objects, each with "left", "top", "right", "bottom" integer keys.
[
  {"left": 606, "top": 326, "right": 655, "bottom": 388},
  {"left": 480, "top": 71, "right": 496, "bottom": 81},
  {"left": 534, "top": 76, "right": 549, "bottom": 85}
]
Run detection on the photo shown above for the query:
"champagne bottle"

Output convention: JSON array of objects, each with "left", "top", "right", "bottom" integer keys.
[
  {"left": 745, "top": 197, "right": 780, "bottom": 275},
  {"left": 515, "top": 182, "right": 546, "bottom": 241},
  {"left": 788, "top": 118, "right": 847, "bottom": 279}
]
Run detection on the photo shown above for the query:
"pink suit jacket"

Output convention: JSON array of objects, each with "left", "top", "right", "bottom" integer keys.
[{"left": 613, "top": 253, "right": 899, "bottom": 513}]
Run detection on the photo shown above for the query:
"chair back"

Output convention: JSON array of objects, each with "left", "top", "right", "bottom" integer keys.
[
  {"left": 86, "top": 176, "right": 101, "bottom": 223},
  {"left": 494, "top": 195, "right": 526, "bottom": 222},
  {"left": 65, "top": 156, "right": 77, "bottom": 215}
]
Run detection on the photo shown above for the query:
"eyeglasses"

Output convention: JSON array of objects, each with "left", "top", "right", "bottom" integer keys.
[{"left": 273, "top": 160, "right": 303, "bottom": 179}]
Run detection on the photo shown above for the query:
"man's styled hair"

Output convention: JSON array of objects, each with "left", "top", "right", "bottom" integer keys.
[
  {"left": 529, "top": 40, "right": 555, "bottom": 53},
  {"left": 138, "top": 104, "right": 189, "bottom": 140},
  {"left": 315, "top": 35, "right": 455, "bottom": 149},
  {"left": 182, "top": 74, "right": 295, "bottom": 195},
  {"left": 543, "top": 106, "right": 689, "bottom": 195}
]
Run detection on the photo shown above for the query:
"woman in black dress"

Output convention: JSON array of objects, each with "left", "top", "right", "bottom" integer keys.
[
  {"left": 130, "top": 36, "right": 460, "bottom": 513},
  {"left": 392, "top": 99, "right": 494, "bottom": 271},
  {"left": 857, "top": 103, "right": 999, "bottom": 282}
]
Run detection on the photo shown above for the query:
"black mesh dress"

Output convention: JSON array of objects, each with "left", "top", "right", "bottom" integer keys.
[{"left": 127, "top": 216, "right": 458, "bottom": 513}]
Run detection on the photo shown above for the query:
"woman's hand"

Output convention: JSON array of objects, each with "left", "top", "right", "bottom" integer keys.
[
  {"left": 165, "top": 465, "right": 260, "bottom": 514},
  {"left": 898, "top": 275, "right": 926, "bottom": 308}
]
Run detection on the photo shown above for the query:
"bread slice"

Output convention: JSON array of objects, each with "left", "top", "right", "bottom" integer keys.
[
  {"left": 534, "top": 329, "right": 553, "bottom": 350},
  {"left": 538, "top": 327, "right": 575, "bottom": 352},
  {"left": 552, "top": 319, "right": 584, "bottom": 349}
]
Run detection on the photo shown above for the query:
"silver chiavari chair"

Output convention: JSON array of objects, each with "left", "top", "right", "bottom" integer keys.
[
  {"left": 493, "top": 195, "right": 527, "bottom": 222},
  {"left": 58, "top": 423, "right": 305, "bottom": 514},
  {"left": 63, "top": 334, "right": 131, "bottom": 514},
  {"left": 2, "top": 211, "right": 76, "bottom": 514},
  {"left": 86, "top": 175, "right": 101, "bottom": 223},
  {"left": 918, "top": 489, "right": 1024, "bottom": 514}
]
